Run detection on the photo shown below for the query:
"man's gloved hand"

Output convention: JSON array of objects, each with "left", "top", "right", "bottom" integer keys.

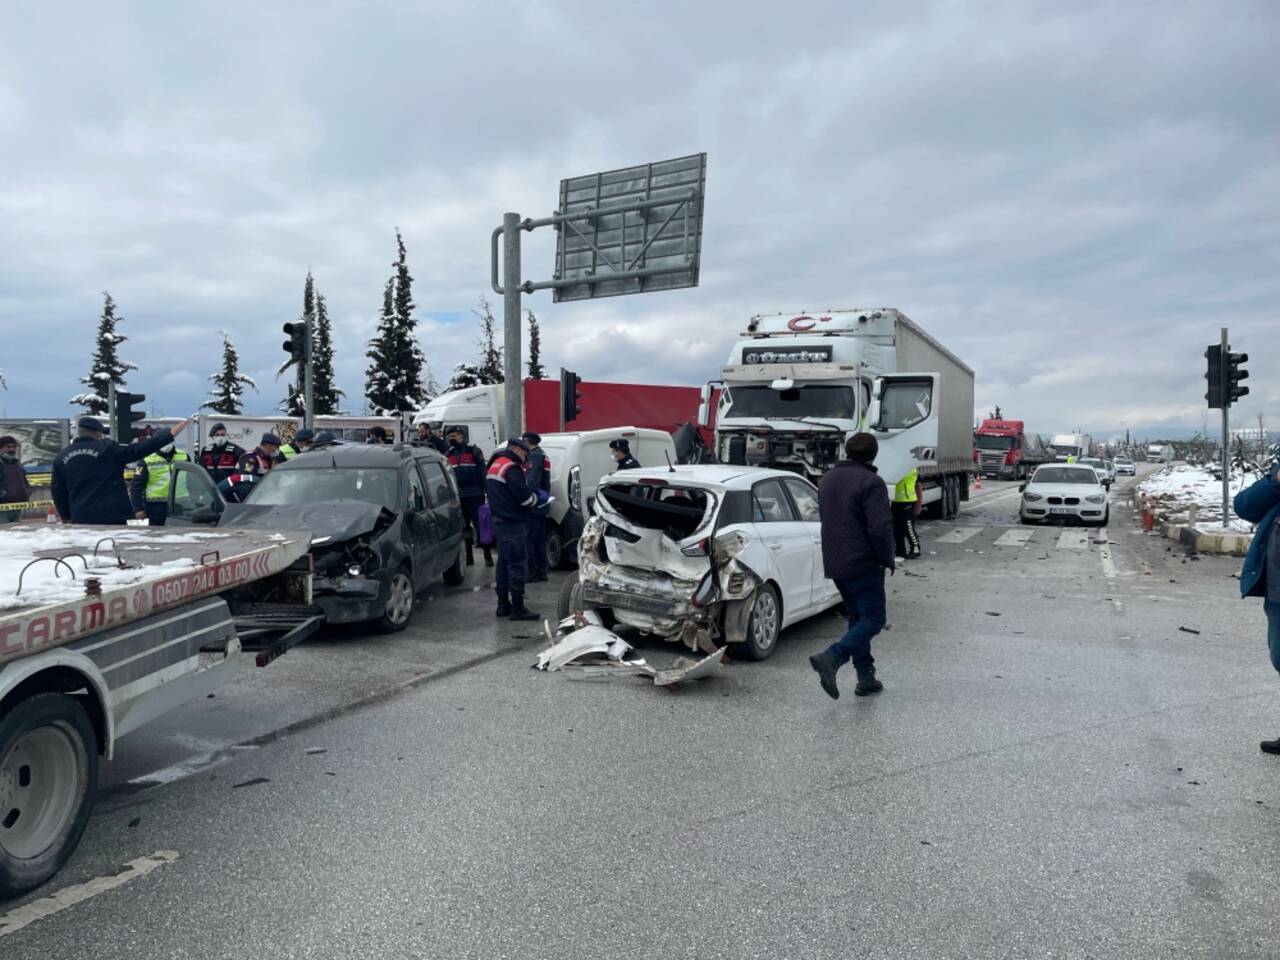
[{"left": 534, "top": 489, "right": 550, "bottom": 507}]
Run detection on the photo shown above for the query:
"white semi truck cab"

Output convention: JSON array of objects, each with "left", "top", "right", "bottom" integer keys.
[{"left": 700, "top": 308, "right": 976, "bottom": 519}]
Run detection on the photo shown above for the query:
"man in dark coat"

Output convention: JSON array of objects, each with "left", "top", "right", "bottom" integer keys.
[
  {"left": 0, "top": 435, "right": 32, "bottom": 523},
  {"left": 808, "top": 432, "right": 895, "bottom": 699},
  {"left": 238, "top": 433, "right": 281, "bottom": 477},
  {"left": 52, "top": 417, "right": 188, "bottom": 524},
  {"left": 446, "top": 425, "right": 492, "bottom": 567},
  {"left": 197, "top": 422, "right": 244, "bottom": 485},
  {"left": 609, "top": 438, "right": 641, "bottom": 471},
  {"left": 485, "top": 437, "right": 546, "bottom": 621},
  {"left": 1234, "top": 455, "right": 1280, "bottom": 754},
  {"left": 522, "top": 431, "right": 551, "bottom": 582}
]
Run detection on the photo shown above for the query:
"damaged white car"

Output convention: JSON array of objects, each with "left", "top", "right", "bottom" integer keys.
[{"left": 558, "top": 466, "right": 841, "bottom": 660}]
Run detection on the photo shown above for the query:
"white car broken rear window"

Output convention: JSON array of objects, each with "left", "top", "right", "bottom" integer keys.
[{"left": 597, "top": 482, "right": 715, "bottom": 539}]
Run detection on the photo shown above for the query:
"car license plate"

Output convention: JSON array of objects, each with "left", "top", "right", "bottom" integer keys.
[{"left": 1050, "top": 508, "right": 1074, "bottom": 515}]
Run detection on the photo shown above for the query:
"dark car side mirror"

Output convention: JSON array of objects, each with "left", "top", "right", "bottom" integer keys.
[{"left": 1018, "top": 483, "right": 1026, "bottom": 492}]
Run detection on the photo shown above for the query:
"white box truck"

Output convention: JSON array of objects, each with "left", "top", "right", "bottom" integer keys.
[{"left": 700, "top": 308, "right": 976, "bottom": 519}]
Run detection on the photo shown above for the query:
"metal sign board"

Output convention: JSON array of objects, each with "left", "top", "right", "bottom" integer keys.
[{"left": 553, "top": 153, "right": 706, "bottom": 302}]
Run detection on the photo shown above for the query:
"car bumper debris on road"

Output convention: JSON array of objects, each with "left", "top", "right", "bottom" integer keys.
[{"left": 534, "top": 613, "right": 726, "bottom": 686}]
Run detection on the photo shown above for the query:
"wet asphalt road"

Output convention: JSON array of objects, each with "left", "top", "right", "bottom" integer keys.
[{"left": 5, "top": 464, "right": 1280, "bottom": 958}]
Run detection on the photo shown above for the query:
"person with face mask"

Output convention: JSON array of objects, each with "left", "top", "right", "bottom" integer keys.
[
  {"left": 280, "top": 428, "right": 315, "bottom": 460},
  {"left": 52, "top": 417, "right": 188, "bottom": 525},
  {"left": 198, "top": 423, "right": 245, "bottom": 484},
  {"left": 129, "top": 438, "right": 192, "bottom": 526},
  {"left": 0, "top": 436, "right": 32, "bottom": 524}
]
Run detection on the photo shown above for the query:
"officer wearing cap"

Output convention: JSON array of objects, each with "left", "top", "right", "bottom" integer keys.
[
  {"left": 280, "top": 428, "right": 315, "bottom": 460},
  {"left": 197, "top": 422, "right": 245, "bottom": 485},
  {"left": 609, "top": 438, "right": 641, "bottom": 471},
  {"left": 522, "top": 432, "right": 552, "bottom": 582},
  {"left": 446, "top": 424, "right": 492, "bottom": 567},
  {"left": 52, "top": 416, "right": 189, "bottom": 524},
  {"left": 238, "top": 433, "right": 281, "bottom": 477},
  {"left": 311, "top": 430, "right": 341, "bottom": 449},
  {"left": 485, "top": 437, "right": 546, "bottom": 621},
  {"left": 129, "top": 436, "right": 192, "bottom": 526}
]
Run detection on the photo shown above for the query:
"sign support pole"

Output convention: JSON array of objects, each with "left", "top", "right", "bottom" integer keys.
[
  {"left": 303, "top": 318, "right": 315, "bottom": 431},
  {"left": 503, "top": 212, "right": 522, "bottom": 438},
  {"left": 1221, "top": 326, "right": 1230, "bottom": 527}
]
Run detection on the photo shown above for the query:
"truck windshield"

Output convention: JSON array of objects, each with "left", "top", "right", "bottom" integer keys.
[
  {"left": 975, "top": 435, "right": 1015, "bottom": 450},
  {"left": 723, "top": 385, "right": 855, "bottom": 420},
  {"left": 248, "top": 467, "right": 399, "bottom": 509}
]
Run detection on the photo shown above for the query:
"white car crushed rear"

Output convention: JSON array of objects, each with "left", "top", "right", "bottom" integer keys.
[{"left": 559, "top": 465, "right": 841, "bottom": 660}]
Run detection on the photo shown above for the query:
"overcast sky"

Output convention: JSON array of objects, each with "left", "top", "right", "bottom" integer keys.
[{"left": 1, "top": 1, "right": 1276, "bottom": 437}]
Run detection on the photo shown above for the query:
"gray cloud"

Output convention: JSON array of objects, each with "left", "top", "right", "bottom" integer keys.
[{"left": 1, "top": 0, "right": 1277, "bottom": 439}]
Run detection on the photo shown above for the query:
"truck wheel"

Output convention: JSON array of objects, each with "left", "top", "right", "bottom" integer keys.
[
  {"left": 0, "top": 693, "right": 99, "bottom": 898},
  {"left": 442, "top": 544, "right": 465, "bottom": 587},
  {"left": 729, "top": 582, "right": 781, "bottom": 661},
  {"left": 376, "top": 568, "right": 415, "bottom": 633},
  {"left": 557, "top": 576, "right": 615, "bottom": 629},
  {"left": 545, "top": 523, "right": 566, "bottom": 571}
]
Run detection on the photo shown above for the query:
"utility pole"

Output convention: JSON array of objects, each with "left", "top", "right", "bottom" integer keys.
[
  {"left": 107, "top": 382, "right": 116, "bottom": 437},
  {"left": 303, "top": 315, "right": 315, "bottom": 432},
  {"left": 1220, "top": 326, "right": 1229, "bottom": 526},
  {"left": 502, "top": 212, "right": 522, "bottom": 438}
]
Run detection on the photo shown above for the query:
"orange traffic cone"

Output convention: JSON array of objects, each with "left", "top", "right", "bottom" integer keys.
[
  {"left": 974, "top": 473, "right": 983, "bottom": 491},
  {"left": 46, "top": 505, "right": 58, "bottom": 524}
]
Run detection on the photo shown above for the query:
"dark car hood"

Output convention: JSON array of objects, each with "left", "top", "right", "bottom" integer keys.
[{"left": 221, "top": 499, "right": 395, "bottom": 542}]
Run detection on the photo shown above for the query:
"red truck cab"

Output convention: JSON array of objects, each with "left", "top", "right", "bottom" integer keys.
[{"left": 973, "top": 419, "right": 1050, "bottom": 480}]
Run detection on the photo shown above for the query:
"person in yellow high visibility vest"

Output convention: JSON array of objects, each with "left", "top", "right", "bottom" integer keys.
[
  {"left": 892, "top": 467, "right": 922, "bottom": 559},
  {"left": 1065, "top": 454, "right": 1077, "bottom": 463},
  {"left": 129, "top": 443, "right": 190, "bottom": 526},
  {"left": 279, "top": 428, "right": 315, "bottom": 461}
]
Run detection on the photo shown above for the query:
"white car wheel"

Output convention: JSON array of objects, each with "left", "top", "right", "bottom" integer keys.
[{"left": 730, "top": 583, "right": 781, "bottom": 661}]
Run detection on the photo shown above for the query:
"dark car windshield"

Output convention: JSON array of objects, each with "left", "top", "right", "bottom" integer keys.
[
  {"left": 975, "top": 435, "right": 1015, "bottom": 450},
  {"left": 248, "top": 467, "right": 399, "bottom": 508},
  {"left": 1032, "top": 467, "right": 1097, "bottom": 485},
  {"left": 724, "top": 385, "right": 855, "bottom": 420}
]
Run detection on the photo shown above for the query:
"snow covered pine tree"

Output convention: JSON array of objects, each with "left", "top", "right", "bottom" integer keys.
[
  {"left": 70, "top": 292, "right": 137, "bottom": 416},
  {"left": 364, "top": 229, "right": 427, "bottom": 415},
  {"left": 205, "top": 333, "right": 258, "bottom": 415}
]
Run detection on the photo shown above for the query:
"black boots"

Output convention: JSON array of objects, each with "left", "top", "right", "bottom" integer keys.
[
  {"left": 854, "top": 664, "right": 884, "bottom": 697},
  {"left": 495, "top": 589, "right": 512, "bottom": 618},
  {"left": 1261, "top": 738, "right": 1280, "bottom": 755},
  {"left": 509, "top": 592, "right": 539, "bottom": 622},
  {"left": 465, "top": 540, "right": 476, "bottom": 567},
  {"left": 809, "top": 651, "right": 841, "bottom": 700},
  {"left": 483, "top": 548, "right": 494, "bottom": 567}
]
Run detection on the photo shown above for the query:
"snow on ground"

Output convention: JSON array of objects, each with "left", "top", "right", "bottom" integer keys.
[{"left": 1139, "top": 464, "right": 1261, "bottom": 532}]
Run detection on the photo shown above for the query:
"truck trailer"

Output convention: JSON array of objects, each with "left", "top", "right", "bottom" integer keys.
[
  {"left": 0, "top": 525, "right": 317, "bottom": 896},
  {"left": 701, "top": 309, "right": 976, "bottom": 519},
  {"left": 973, "top": 419, "right": 1055, "bottom": 480}
]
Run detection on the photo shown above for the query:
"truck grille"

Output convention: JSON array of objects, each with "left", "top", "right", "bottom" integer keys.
[{"left": 979, "top": 451, "right": 1006, "bottom": 470}]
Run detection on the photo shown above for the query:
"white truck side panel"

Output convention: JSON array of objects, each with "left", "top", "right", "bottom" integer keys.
[{"left": 895, "top": 318, "right": 976, "bottom": 469}]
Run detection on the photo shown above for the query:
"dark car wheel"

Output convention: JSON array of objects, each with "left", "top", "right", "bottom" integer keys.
[
  {"left": 545, "top": 523, "right": 565, "bottom": 571},
  {"left": 729, "top": 582, "right": 781, "bottom": 661},
  {"left": 0, "top": 693, "right": 99, "bottom": 898},
  {"left": 442, "top": 544, "right": 465, "bottom": 586},
  {"left": 377, "top": 568, "right": 415, "bottom": 633}
]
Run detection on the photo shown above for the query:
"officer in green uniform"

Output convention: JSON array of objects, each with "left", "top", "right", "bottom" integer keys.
[
  {"left": 892, "top": 467, "right": 922, "bottom": 559},
  {"left": 129, "top": 441, "right": 191, "bottom": 526}
]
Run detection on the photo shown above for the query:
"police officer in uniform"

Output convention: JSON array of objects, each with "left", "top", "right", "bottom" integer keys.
[
  {"left": 485, "top": 437, "right": 546, "bottom": 621},
  {"left": 239, "top": 433, "right": 282, "bottom": 476},
  {"left": 522, "top": 432, "right": 551, "bottom": 582},
  {"left": 446, "top": 425, "right": 492, "bottom": 567},
  {"left": 892, "top": 467, "right": 922, "bottom": 560},
  {"left": 129, "top": 439, "right": 192, "bottom": 526},
  {"left": 198, "top": 423, "right": 245, "bottom": 484},
  {"left": 609, "top": 438, "right": 641, "bottom": 471},
  {"left": 280, "top": 428, "right": 315, "bottom": 460},
  {"left": 52, "top": 417, "right": 188, "bottom": 524}
]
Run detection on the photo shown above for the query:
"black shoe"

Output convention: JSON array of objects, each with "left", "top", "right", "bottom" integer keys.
[
  {"left": 1262, "top": 738, "right": 1280, "bottom": 755},
  {"left": 484, "top": 550, "right": 494, "bottom": 568},
  {"left": 530, "top": 572, "right": 549, "bottom": 583},
  {"left": 809, "top": 652, "right": 840, "bottom": 700},
  {"left": 509, "top": 593, "right": 540, "bottom": 622},
  {"left": 495, "top": 589, "right": 511, "bottom": 618},
  {"left": 854, "top": 665, "right": 884, "bottom": 697},
  {"left": 906, "top": 551, "right": 921, "bottom": 560}
]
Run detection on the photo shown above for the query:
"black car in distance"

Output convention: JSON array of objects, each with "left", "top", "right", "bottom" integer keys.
[{"left": 166, "top": 444, "right": 466, "bottom": 632}]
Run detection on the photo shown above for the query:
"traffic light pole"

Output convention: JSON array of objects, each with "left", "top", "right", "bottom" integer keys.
[
  {"left": 303, "top": 321, "right": 315, "bottom": 432},
  {"left": 502, "top": 212, "right": 522, "bottom": 439},
  {"left": 1221, "top": 326, "right": 1229, "bottom": 527}
]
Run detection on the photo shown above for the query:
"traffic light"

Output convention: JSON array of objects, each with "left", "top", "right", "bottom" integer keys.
[
  {"left": 1226, "top": 351, "right": 1249, "bottom": 404},
  {"left": 113, "top": 391, "right": 147, "bottom": 442},
  {"left": 282, "top": 321, "right": 309, "bottom": 366},
  {"left": 1204, "top": 345, "right": 1223, "bottom": 409},
  {"left": 560, "top": 368, "right": 583, "bottom": 425}
]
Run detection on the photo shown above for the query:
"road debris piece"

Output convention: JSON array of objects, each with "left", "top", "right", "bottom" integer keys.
[
  {"left": 231, "top": 777, "right": 270, "bottom": 790},
  {"left": 535, "top": 616, "right": 724, "bottom": 687},
  {"left": 305, "top": 747, "right": 328, "bottom": 755},
  {"left": 1178, "top": 626, "right": 1202, "bottom": 635}
]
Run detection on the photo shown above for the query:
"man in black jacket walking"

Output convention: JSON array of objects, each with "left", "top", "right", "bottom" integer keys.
[
  {"left": 53, "top": 417, "right": 188, "bottom": 524},
  {"left": 522, "top": 432, "right": 551, "bottom": 581},
  {"left": 809, "top": 433, "right": 896, "bottom": 699}
]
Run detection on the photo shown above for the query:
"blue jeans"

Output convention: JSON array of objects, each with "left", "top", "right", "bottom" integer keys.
[
  {"left": 1266, "top": 600, "right": 1280, "bottom": 674},
  {"left": 825, "top": 570, "right": 887, "bottom": 670}
]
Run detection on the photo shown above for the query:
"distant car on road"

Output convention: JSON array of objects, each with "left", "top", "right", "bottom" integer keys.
[
  {"left": 560, "top": 465, "right": 841, "bottom": 661},
  {"left": 1114, "top": 457, "right": 1136, "bottom": 476},
  {"left": 1078, "top": 457, "right": 1114, "bottom": 488},
  {"left": 1019, "top": 464, "right": 1109, "bottom": 526},
  {"left": 167, "top": 445, "right": 466, "bottom": 632}
]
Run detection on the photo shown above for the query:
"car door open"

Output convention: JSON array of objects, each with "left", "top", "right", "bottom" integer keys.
[{"left": 166, "top": 460, "right": 226, "bottom": 525}]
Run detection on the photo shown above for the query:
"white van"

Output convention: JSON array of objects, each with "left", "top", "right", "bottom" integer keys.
[{"left": 537, "top": 427, "right": 676, "bottom": 568}]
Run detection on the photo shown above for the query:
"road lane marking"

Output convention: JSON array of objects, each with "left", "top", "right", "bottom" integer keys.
[
  {"left": 1057, "top": 530, "right": 1091, "bottom": 550},
  {"left": 994, "top": 529, "right": 1035, "bottom": 547},
  {"left": 0, "top": 851, "right": 179, "bottom": 937},
  {"left": 934, "top": 527, "right": 982, "bottom": 544}
]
